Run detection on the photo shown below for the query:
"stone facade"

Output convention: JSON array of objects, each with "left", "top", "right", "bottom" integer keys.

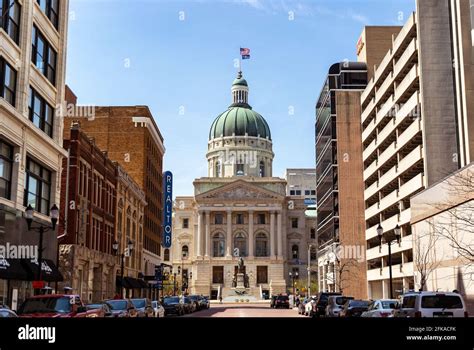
[
  {"left": 170, "top": 73, "right": 315, "bottom": 300},
  {"left": 0, "top": 0, "right": 70, "bottom": 308}
]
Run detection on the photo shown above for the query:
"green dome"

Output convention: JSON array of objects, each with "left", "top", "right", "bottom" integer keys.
[
  {"left": 209, "top": 107, "right": 271, "bottom": 140},
  {"left": 232, "top": 77, "right": 248, "bottom": 86}
]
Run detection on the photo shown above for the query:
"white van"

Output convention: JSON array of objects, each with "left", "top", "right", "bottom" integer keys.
[{"left": 395, "top": 291, "right": 468, "bottom": 318}]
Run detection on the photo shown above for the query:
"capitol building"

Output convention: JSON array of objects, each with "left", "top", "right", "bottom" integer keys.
[{"left": 170, "top": 72, "right": 315, "bottom": 300}]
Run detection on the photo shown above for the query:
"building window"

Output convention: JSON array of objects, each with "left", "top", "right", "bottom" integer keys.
[
  {"left": 28, "top": 87, "right": 54, "bottom": 137},
  {"left": 181, "top": 245, "right": 189, "bottom": 259},
  {"left": 305, "top": 190, "right": 310, "bottom": 196},
  {"left": 0, "top": 140, "right": 13, "bottom": 200},
  {"left": 36, "top": 0, "right": 59, "bottom": 29},
  {"left": 0, "top": 0, "right": 21, "bottom": 44},
  {"left": 24, "top": 157, "right": 51, "bottom": 215},
  {"left": 163, "top": 248, "right": 170, "bottom": 261},
  {"left": 310, "top": 246, "right": 317, "bottom": 260},
  {"left": 0, "top": 58, "right": 17, "bottom": 106},
  {"left": 292, "top": 244, "right": 299, "bottom": 259},
  {"left": 256, "top": 266, "right": 268, "bottom": 284},
  {"left": 236, "top": 164, "right": 244, "bottom": 176},
  {"left": 31, "top": 25, "right": 57, "bottom": 85},
  {"left": 182, "top": 218, "right": 189, "bottom": 229},
  {"left": 236, "top": 213, "right": 244, "bottom": 225},
  {"left": 311, "top": 190, "right": 316, "bottom": 195},
  {"left": 259, "top": 161, "right": 265, "bottom": 177},
  {"left": 214, "top": 213, "right": 223, "bottom": 225},
  {"left": 291, "top": 218, "right": 298, "bottom": 228},
  {"left": 290, "top": 190, "right": 295, "bottom": 196},
  {"left": 212, "top": 266, "right": 224, "bottom": 284},
  {"left": 255, "top": 233, "right": 268, "bottom": 257},
  {"left": 257, "top": 213, "right": 266, "bottom": 225},
  {"left": 310, "top": 228, "right": 316, "bottom": 239},
  {"left": 233, "top": 232, "right": 247, "bottom": 257},
  {"left": 215, "top": 160, "right": 221, "bottom": 177},
  {"left": 212, "top": 233, "right": 225, "bottom": 257},
  {"left": 295, "top": 190, "right": 302, "bottom": 196}
]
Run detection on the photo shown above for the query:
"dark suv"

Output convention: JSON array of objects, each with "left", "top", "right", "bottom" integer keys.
[
  {"left": 313, "top": 292, "right": 342, "bottom": 317},
  {"left": 274, "top": 295, "right": 290, "bottom": 309}
]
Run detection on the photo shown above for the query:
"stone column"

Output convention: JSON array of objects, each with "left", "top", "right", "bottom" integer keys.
[
  {"left": 226, "top": 209, "right": 232, "bottom": 258},
  {"left": 248, "top": 210, "right": 254, "bottom": 258},
  {"left": 277, "top": 211, "right": 282, "bottom": 259},
  {"left": 270, "top": 211, "right": 276, "bottom": 259},
  {"left": 205, "top": 211, "right": 210, "bottom": 258},
  {"left": 196, "top": 211, "right": 202, "bottom": 257}
]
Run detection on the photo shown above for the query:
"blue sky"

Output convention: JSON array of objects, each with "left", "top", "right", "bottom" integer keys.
[{"left": 66, "top": 0, "right": 416, "bottom": 196}]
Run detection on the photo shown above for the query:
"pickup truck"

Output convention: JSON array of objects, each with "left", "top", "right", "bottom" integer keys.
[{"left": 17, "top": 294, "right": 103, "bottom": 318}]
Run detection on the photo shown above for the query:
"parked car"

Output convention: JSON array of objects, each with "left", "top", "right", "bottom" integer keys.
[
  {"left": 162, "top": 296, "right": 185, "bottom": 316},
  {"left": 188, "top": 295, "right": 203, "bottom": 311},
  {"left": 182, "top": 296, "right": 196, "bottom": 314},
  {"left": 298, "top": 298, "right": 309, "bottom": 314},
  {"left": 394, "top": 291, "right": 468, "bottom": 318},
  {"left": 340, "top": 300, "right": 370, "bottom": 317},
  {"left": 131, "top": 298, "right": 154, "bottom": 317},
  {"left": 151, "top": 300, "right": 165, "bottom": 318},
  {"left": 313, "top": 292, "right": 342, "bottom": 317},
  {"left": 305, "top": 297, "right": 317, "bottom": 316},
  {"left": 325, "top": 296, "right": 354, "bottom": 317},
  {"left": 104, "top": 299, "right": 138, "bottom": 318},
  {"left": 86, "top": 302, "right": 113, "bottom": 317},
  {"left": 199, "top": 296, "right": 210, "bottom": 310},
  {"left": 274, "top": 295, "right": 290, "bottom": 309},
  {"left": 361, "top": 299, "right": 398, "bottom": 318},
  {"left": 17, "top": 295, "right": 100, "bottom": 318},
  {"left": 0, "top": 307, "right": 17, "bottom": 317}
]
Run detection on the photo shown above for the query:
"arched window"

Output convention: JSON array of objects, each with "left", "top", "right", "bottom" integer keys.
[
  {"left": 255, "top": 233, "right": 268, "bottom": 257},
  {"left": 213, "top": 233, "right": 225, "bottom": 257},
  {"left": 182, "top": 245, "right": 189, "bottom": 259},
  {"left": 259, "top": 161, "right": 265, "bottom": 177},
  {"left": 292, "top": 244, "right": 299, "bottom": 259},
  {"left": 215, "top": 160, "right": 221, "bottom": 177},
  {"left": 164, "top": 248, "right": 170, "bottom": 261},
  {"left": 233, "top": 232, "right": 247, "bottom": 257}
]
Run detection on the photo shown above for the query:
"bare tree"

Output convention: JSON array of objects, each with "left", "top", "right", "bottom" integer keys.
[
  {"left": 429, "top": 168, "right": 474, "bottom": 265},
  {"left": 414, "top": 231, "right": 441, "bottom": 291},
  {"left": 325, "top": 258, "right": 360, "bottom": 294}
]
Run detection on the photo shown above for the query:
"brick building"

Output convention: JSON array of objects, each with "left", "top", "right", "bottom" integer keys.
[
  {"left": 59, "top": 123, "right": 117, "bottom": 302},
  {"left": 63, "top": 104, "right": 165, "bottom": 278}
]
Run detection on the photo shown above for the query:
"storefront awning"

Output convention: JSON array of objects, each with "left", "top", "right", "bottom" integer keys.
[
  {"left": 22, "top": 259, "right": 63, "bottom": 282},
  {"left": 0, "top": 258, "right": 30, "bottom": 281}
]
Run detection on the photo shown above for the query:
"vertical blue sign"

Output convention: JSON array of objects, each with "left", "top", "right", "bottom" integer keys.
[{"left": 162, "top": 171, "right": 173, "bottom": 248}]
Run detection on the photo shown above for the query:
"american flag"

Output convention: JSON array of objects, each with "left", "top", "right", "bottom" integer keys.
[{"left": 240, "top": 47, "right": 251, "bottom": 59}]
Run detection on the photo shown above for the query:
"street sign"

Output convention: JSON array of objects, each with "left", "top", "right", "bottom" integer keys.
[{"left": 162, "top": 171, "right": 173, "bottom": 248}]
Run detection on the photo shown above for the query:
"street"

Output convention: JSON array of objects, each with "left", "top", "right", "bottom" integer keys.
[{"left": 183, "top": 304, "right": 304, "bottom": 318}]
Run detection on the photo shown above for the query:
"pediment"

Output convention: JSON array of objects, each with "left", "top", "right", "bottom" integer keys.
[
  {"left": 287, "top": 232, "right": 303, "bottom": 240},
  {"left": 196, "top": 180, "right": 284, "bottom": 202}
]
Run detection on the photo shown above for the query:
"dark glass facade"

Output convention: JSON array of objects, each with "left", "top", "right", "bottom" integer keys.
[{"left": 315, "top": 62, "right": 367, "bottom": 249}]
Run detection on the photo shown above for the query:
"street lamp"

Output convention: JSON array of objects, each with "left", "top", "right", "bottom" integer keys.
[
  {"left": 307, "top": 244, "right": 313, "bottom": 298},
  {"left": 289, "top": 271, "right": 299, "bottom": 298},
  {"left": 112, "top": 239, "right": 134, "bottom": 298},
  {"left": 24, "top": 204, "right": 59, "bottom": 294},
  {"left": 377, "top": 224, "right": 401, "bottom": 299}
]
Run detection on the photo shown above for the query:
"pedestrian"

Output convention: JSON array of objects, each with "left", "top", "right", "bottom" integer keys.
[
  {"left": 113, "top": 293, "right": 121, "bottom": 300},
  {"left": 219, "top": 295, "right": 223, "bottom": 304}
]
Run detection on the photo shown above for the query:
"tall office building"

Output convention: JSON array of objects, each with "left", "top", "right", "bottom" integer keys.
[
  {"left": 358, "top": 0, "right": 474, "bottom": 299},
  {"left": 315, "top": 62, "right": 368, "bottom": 299},
  {"left": 0, "top": 0, "right": 69, "bottom": 308},
  {"left": 64, "top": 105, "right": 165, "bottom": 279}
]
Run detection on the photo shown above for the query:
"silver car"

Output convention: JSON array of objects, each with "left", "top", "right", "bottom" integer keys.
[
  {"left": 325, "top": 296, "right": 354, "bottom": 317},
  {"left": 152, "top": 300, "right": 165, "bottom": 318},
  {"left": 361, "top": 299, "right": 398, "bottom": 317}
]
